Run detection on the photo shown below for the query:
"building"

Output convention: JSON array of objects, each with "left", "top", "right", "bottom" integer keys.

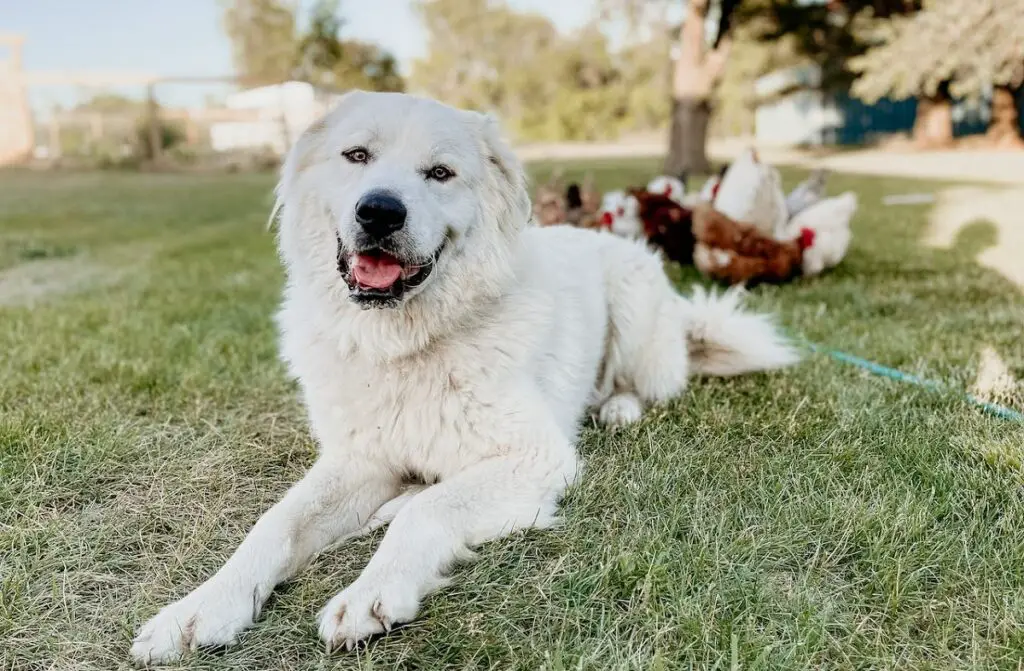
[
  {"left": 209, "top": 81, "right": 340, "bottom": 154},
  {"left": 753, "top": 64, "right": 1008, "bottom": 147},
  {"left": 0, "top": 34, "right": 35, "bottom": 165}
]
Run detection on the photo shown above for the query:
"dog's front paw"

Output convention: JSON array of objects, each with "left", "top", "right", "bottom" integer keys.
[
  {"left": 598, "top": 392, "right": 643, "bottom": 427},
  {"left": 318, "top": 576, "right": 420, "bottom": 652},
  {"left": 131, "top": 582, "right": 255, "bottom": 665}
]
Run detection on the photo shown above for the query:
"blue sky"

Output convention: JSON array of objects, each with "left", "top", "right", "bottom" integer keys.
[{"left": 6, "top": 0, "right": 597, "bottom": 111}]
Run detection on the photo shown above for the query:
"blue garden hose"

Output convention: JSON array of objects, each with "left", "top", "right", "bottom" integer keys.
[{"left": 800, "top": 340, "right": 1024, "bottom": 423}]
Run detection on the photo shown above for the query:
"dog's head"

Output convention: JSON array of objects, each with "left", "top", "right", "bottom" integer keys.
[{"left": 275, "top": 92, "right": 531, "bottom": 315}]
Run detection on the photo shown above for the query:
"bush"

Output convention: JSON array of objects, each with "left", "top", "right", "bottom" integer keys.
[
  {"left": 96, "top": 152, "right": 143, "bottom": 171},
  {"left": 133, "top": 118, "right": 186, "bottom": 160}
]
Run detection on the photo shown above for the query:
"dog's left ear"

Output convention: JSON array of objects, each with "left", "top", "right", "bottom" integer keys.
[{"left": 472, "top": 112, "right": 532, "bottom": 234}]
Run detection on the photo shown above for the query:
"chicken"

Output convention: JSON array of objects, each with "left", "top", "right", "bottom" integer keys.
[
  {"left": 691, "top": 205, "right": 803, "bottom": 285},
  {"left": 784, "top": 192, "right": 857, "bottom": 276},
  {"left": 597, "top": 190, "right": 643, "bottom": 238},
  {"left": 714, "top": 148, "right": 788, "bottom": 239},
  {"left": 565, "top": 178, "right": 602, "bottom": 229},
  {"left": 646, "top": 175, "right": 687, "bottom": 206},
  {"left": 533, "top": 170, "right": 566, "bottom": 226},
  {"left": 634, "top": 190, "right": 695, "bottom": 265},
  {"left": 785, "top": 168, "right": 829, "bottom": 218}
]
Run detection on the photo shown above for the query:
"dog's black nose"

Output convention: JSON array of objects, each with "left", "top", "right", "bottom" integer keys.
[{"left": 355, "top": 191, "right": 407, "bottom": 239}]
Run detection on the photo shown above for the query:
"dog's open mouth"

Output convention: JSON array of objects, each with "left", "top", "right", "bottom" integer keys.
[{"left": 337, "top": 239, "right": 444, "bottom": 308}]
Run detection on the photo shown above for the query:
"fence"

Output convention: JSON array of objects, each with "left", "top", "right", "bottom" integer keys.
[{"left": 2, "top": 34, "right": 340, "bottom": 169}]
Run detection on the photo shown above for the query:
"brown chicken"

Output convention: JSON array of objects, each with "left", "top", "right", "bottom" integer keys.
[
  {"left": 633, "top": 190, "right": 696, "bottom": 265},
  {"left": 691, "top": 204, "right": 803, "bottom": 285}
]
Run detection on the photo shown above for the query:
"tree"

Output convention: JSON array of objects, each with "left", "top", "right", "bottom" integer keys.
[
  {"left": 602, "top": 0, "right": 739, "bottom": 176},
  {"left": 221, "top": 0, "right": 298, "bottom": 87},
  {"left": 745, "top": 1, "right": 937, "bottom": 145},
  {"left": 221, "top": 0, "right": 404, "bottom": 92},
  {"left": 295, "top": 0, "right": 404, "bottom": 92},
  {"left": 411, "top": 0, "right": 560, "bottom": 122},
  {"left": 669, "top": 0, "right": 739, "bottom": 176},
  {"left": 713, "top": 12, "right": 807, "bottom": 138},
  {"left": 852, "top": 0, "right": 1024, "bottom": 148},
  {"left": 755, "top": 0, "right": 922, "bottom": 90},
  {"left": 73, "top": 93, "right": 146, "bottom": 114},
  {"left": 412, "top": 0, "right": 665, "bottom": 142},
  {"left": 604, "top": 1, "right": 929, "bottom": 170}
]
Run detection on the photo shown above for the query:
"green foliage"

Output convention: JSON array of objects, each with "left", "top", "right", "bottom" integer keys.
[
  {"left": 221, "top": 0, "right": 404, "bottom": 92},
  {"left": 72, "top": 93, "right": 147, "bottom": 115},
  {"left": 134, "top": 118, "right": 187, "bottom": 160},
  {"left": 411, "top": 0, "right": 669, "bottom": 141},
  {"left": 746, "top": 0, "right": 922, "bottom": 92},
  {"left": 852, "top": 0, "right": 1024, "bottom": 102},
  {"left": 409, "top": 0, "right": 917, "bottom": 142},
  {"left": 221, "top": 0, "right": 298, "bottom": 87},
  {"left": 295, "top": 0, "right": 404, "bottom": 92},
  {"left": 597, "top": 1, "right": 929, "bottom": 140},
  {"left": 715, "top": 16, "right": 806, "bottom": 136}
]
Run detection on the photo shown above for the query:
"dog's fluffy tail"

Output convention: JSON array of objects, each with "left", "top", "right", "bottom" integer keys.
[{"left": 681, "top": 285, "right": 800, "bottom": 376}]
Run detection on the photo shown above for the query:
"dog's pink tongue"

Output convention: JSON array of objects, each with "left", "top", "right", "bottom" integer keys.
[{"left": 353, "top": 253, "right": 403, "bottom": 289}]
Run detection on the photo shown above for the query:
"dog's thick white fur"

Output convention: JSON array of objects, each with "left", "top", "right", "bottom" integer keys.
[{"left": 130, "top": 92, "right": 798, "bottom": 664}]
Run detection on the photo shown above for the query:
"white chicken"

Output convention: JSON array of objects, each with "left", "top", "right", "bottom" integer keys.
[
  {"left": 784, "top": 192, "right": 858, "bottom": 276},
  {"left": 598, "top": 190, "right": 643, "bottom": 239},
  {"left": 646, "top": 175, "right": 687, "bottom": 206},
  {"left": 697, "top": 174, "right": 720, "bottom": 203},
  {"left": 785, "top": 169, "right": 829, "bottom": 219},
  {"left": 713, "top": 148, "right": 789, "bottom": 239}
]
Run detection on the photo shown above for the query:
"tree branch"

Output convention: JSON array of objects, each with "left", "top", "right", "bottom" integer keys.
[{"left": 713, "top": 0, "right": 740, "bottom": 48}]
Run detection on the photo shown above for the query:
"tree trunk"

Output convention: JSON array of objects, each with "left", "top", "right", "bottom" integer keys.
[
  {"left": 663, "top": 0, "right": 733, "bottom": 179},
  {"left": 146, "top": 84, "right": 163, "bottom": 162},
  {"left": 665, "top": 97, "right": 712, "bottom": 177},
  {"left": 912, "top": 85, "right": 953, "bottom": 149},
  {"left": 985, "top": 85, "right": 1024, "bottom": 149}
]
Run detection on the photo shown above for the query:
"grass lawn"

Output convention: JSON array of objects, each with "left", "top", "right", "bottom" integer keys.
[{"left": 1, "top": 164, "right": 1023, "bottom": 670}]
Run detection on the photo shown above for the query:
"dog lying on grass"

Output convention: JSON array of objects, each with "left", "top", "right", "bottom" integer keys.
[{"left": 130, "top": 91, "right": 798, "bottom": 664}]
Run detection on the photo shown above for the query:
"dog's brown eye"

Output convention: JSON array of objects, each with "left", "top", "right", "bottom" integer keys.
[
  {"left": 427, "top": 165, "right": 454, "bottom": 182},
  {"left": 342, "top": 147, "right": 370, "bottom": 164}
]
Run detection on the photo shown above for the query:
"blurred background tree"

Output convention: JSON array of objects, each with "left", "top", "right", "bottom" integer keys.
[
  {"left": 295, "top": 0, "right": 405, "bottom": 91},
  {"left": 756, "top": 1, "right": 921, "bottom": 90},
  {"left": 600, "top": 0, "right": 737, "bottom": 176},
  {"left": 218, "top": 0, "right": 1022, "bottom": 155},
  {"left": 411, "top": 0, "right": 669, "bottom": 141},
  {"left": 604, "top": 0, "right": 932, "bottom": 176},
  {"left": 852, "top": 0, "right": 1024, "bottom": 148},
  {"left": 222, "top": 0, "right": 298, "bottom": 87},
  {"left": 221, "top": 0, "right": 405, "bottom": 91}
]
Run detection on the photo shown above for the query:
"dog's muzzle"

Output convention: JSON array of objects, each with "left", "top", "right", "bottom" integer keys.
[{"left": 336, "top": 235, "right": 445, "bottom": 309}]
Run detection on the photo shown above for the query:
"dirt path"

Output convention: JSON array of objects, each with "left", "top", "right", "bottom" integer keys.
[{"left": 516, "top": 136, "right": 1024, "bottom": 186}]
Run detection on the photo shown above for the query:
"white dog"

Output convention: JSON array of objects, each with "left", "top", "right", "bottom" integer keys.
[{"left": 130, "top": 92, "right": 798, "bottom": 664}]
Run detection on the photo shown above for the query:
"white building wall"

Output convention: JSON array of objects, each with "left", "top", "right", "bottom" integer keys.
[{"left": 210, "top": 81, "right": 339, "bottom": 153}]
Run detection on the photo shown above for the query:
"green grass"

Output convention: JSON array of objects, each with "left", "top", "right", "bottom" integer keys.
[{"left": 1, "top": 166, "right": 1023, "bottom": 670}]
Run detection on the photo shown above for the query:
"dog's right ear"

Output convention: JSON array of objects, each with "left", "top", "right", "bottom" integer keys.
[
  {"left": 472, "top": 112, "right": 532, "bottom": 233},
  {"left": 270, "top": 91, "right": 367, "bottom": 230},
  {"left": 269, "top": 114, "right": 327, "bottom": 231}
]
